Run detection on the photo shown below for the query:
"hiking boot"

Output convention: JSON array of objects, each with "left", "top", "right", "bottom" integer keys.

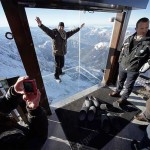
[{"left": 109, "top": 91, "right": 120, "bottom": 97}]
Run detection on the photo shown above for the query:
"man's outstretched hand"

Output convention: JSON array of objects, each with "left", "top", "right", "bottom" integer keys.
[
  {"left": 35, "top": 17, "right": 42, "bottom": 26},
  {"left": 80, "top": 23, "right": 85, "bottom": 29}
]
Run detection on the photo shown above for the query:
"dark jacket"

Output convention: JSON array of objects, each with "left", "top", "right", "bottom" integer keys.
[
  {"left": 119, "top": 30, "right": 150, "bottom": 72},
  {"left": 0, "top": 86, "right": 48, "bottom": 150},
  {"left": 39, "top": 24, "right": 80, "bottom": 56}
]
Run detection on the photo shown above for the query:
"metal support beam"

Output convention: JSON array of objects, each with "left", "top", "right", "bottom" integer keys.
[
  {"left": 104, "top": 10, "right": 131, "bottom": 85},
  {"left": 1, "top": 0, "right": 51, "bottom": 115},
  {"left": 16, "top": 0, "right": 149, "bottom": 10}
]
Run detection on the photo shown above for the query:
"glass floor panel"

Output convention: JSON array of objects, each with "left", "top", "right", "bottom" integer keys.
[{"left": 42, "top": 67, "right": 101, "bottom": 105}]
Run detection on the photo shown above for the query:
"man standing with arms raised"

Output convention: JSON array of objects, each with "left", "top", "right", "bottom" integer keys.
[{"left": 35, "top": 17, "right": 85, "bottom": 83}]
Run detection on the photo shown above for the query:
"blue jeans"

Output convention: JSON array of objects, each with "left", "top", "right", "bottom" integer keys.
[{"left": 116, "top": 65, "right": 139, "bottom": 100}]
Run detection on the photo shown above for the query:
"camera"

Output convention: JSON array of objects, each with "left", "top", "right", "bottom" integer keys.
[{"left": 23, "top": 79, "right": 37, "bottom": 95}]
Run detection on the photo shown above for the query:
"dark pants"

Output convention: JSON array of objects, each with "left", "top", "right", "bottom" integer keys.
[
  {"left": 139, "top": 124, "right": 150, "bottom": 149},
  {"left": 54, "top": 55, "right": 64, "bottom": 79},
  {"left": 116, "top": 65, "right": 139, "bottom": 100}
]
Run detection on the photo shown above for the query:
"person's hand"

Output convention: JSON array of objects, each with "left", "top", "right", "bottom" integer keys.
[
  {"left": 23, "top": 89, "right": 41, "bottom": 109},
  {"left": 14, "top": 76, "right": 29, "bottom": 94},
  {"left": 145, "top": 85, "right": 150, "bottom": 92},
  {"left": 80, "top": 23, "right": 85, "bottom": 29},
  {"left": 35, "top": 17, "right": 42, "bottom": 26}
]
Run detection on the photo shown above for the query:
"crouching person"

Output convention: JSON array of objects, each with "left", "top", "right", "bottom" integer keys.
[
  {"left": 0, "top": 76, "right": 48, "bottom": 150},
  {"left": 134, "top": 97, "right": 150, "bottom": 122}
]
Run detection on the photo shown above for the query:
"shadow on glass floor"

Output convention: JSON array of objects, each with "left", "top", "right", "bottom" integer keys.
[{"left": 42, "top": 67, "right": 102, "bottom": 105}]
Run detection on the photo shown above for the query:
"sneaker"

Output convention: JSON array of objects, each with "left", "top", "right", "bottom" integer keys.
[
  {"left": 84, "top": 96, "right": 93, "bottom": 107},
  {"left": 109, "top": 91, "right": 120, "bottom": 97},
  {"left": 134, "top": 114, "right": 149, "bottom": 122},
  {"left": 87, "top": 106, "right": 96, "bottom": 122},
  {"left": 116, "top": 98, "right": 127, "bottom": 104},
  {"left": 101, "top": 114, "right": 111, "bottom": 133},
  {"left": 90, "top": 96, "right": 100, "bottom": 108},
  {"left": 55, "top": 78, "right": 61, "bottom": 83},
  {"left": 100, "top": 104, "right": 113, "bottom": 111},
  {"left": 113, "top": 98, "right": 127, "bottom": 108},
  {"left": 79, "top": 107, "right": 89, "bottom": 121}
]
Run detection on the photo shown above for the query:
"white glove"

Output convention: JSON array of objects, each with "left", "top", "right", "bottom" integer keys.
[{"left": 139, "top": 62, "right": 150, "bottom": 73}]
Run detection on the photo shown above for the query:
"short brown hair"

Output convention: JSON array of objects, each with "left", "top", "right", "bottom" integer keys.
[
  {"left": 58, "top": 22, "right": 64, "bottom": 27},
  {"left": 136, "top": 17, "right": 149, "bottom": 28}
]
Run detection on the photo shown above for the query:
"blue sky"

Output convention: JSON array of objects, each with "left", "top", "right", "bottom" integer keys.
[{"left": 0, "top": 1, "right": 150, "bottom": 27}]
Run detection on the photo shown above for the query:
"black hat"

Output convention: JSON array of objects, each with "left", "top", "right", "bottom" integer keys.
[{"left": 58, "top": 22, "right": 64, "bottom": 27}]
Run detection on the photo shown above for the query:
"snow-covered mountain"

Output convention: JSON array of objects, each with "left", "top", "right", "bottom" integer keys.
[
  {"left": 0, "top": 26, "right": 112, "bottom": 77},
  {"left": 0, "top": 27, "right": 26, "bottom": 77},
  {"left": 0, "top": 26, "right": 149, "bottom": 104}
]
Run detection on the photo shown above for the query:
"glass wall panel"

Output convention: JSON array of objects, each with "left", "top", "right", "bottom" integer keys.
[
  {"left": 79, "top": 12, "right": 114, "bottom": 83},
  {"left": 0, "top": 2, "right": 26, "bottom": 78},
  {"left": 1, "top": 0, "right": 149, "bottom": 106},
  {"left": 26, "top": 9, "right": 115, "bottom": 105}
]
